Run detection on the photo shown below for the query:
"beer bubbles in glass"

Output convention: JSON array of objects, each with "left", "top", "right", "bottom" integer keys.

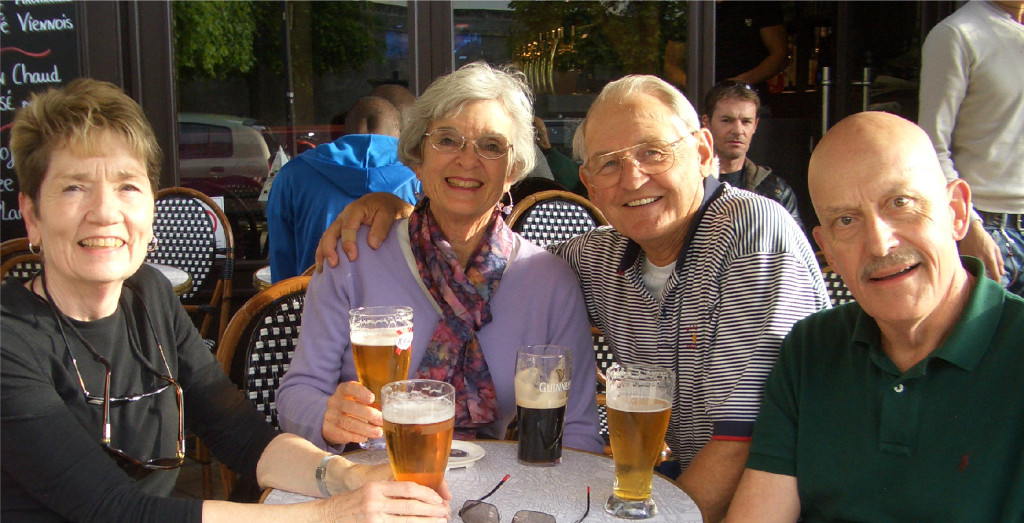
[
  {"left": 348, "top": 305, "right": 414, "bottom": 449},
  {"left": 381, "top": 379, "right": 455, "bottom": 494},
  {"left": 514, "top": 345, "right": 571, "bottom": 466},
  {"left": 604, "top": 363, "right": 674, "bottom": 519}
]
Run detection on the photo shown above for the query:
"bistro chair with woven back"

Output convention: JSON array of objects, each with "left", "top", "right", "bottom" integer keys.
[
  {"left": 816, "top": 251, "right": 856, "bottom": 307},
  {"left": 506, "top": 190, "right": 608, "bottom": 248},
  {"left": 145, "top": 186, "right": 235, "bottom": 499},
  {"left": 215, "top": 275, "right": 310, "bottom": 498},
  {"left": 146, "top": 186, "right": 235, "bottom": 344},
  {"left": 1, "top": 237, "right": 43, "bottom": 282}
]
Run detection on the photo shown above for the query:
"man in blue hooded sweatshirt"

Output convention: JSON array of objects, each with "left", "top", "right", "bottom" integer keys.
[{"left": 267, "top": 96, "right": 420, "bottom": 281}]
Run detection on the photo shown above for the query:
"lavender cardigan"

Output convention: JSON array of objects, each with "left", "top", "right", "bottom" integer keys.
[{"left": 277, "top": 219, "right": 604, "bottom": 454}]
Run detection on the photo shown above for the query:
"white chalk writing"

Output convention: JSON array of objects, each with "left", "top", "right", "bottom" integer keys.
[
  {"left": 0, "top": 90, "right": 13, "bottom": 112},
  {"left": 16, "top": 11, "right": 74, "bottom": 32},
  {"left": 1, "top": 146, "right": 14, "bottom": 169},
  {"left": 11, "top": 63, "right": 61, "bottom": 85},
  {"left": 0, "top": 200, "right": 23, "bottom": 221}
]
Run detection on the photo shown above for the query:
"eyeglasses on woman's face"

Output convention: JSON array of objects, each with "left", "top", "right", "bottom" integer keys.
[
  {"left": 458, "top": 474, "right": 590, "bottom": 523},
  {"left": 423, "top": 128, "right": 513, "bottom": 160}
]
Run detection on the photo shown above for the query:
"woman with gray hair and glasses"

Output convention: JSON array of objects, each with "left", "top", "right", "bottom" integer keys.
[
  {"left": 1, "top": 78, "right": 450, "bottom": 522},
  {"left": 277, "top": 62, "right": 603, "bottom": 454}
]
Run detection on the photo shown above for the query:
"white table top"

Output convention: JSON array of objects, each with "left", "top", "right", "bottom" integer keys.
[
  {"left": 265, "top": 440, "right": 701, "bottom": 522},
  {"left": 146, "top": 262, "right": 192, "bottom": 296},
  {"left": 254, "top": 265, "right": 272, "bottom": 291}
]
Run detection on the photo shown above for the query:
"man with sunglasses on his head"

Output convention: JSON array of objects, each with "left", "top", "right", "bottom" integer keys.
[
  {"left": 318, "top": 74, "right": 829, "bottom": 522},
  {"left": 702, "top": 81, "right": 803, "bottom": 232}
]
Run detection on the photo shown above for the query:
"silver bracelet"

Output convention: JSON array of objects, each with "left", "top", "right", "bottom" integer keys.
[{"left": 315, "top": 454, "right": 335, "bottom": 498}]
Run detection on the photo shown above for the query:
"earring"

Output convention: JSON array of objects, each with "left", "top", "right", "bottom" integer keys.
[
  {"left": 28, "top": 241, "right": 41, "bottom": 255},
  {"left": 499, "top": 192, "right": 514, "bottom": 216},
  {"left": 147, "top": 237, "right": 159, "bottom": 253}
]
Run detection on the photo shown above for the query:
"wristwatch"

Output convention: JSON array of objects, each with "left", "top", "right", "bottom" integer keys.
[{"left": 316, "top": 454, "right": 335, "bottom": 498}]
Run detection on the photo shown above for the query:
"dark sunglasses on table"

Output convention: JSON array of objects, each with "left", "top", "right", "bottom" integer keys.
[{"left": 458, "top": 474, "right": 590, "bottom": 523}]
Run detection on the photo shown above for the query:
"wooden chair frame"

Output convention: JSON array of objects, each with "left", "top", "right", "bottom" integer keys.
[
  {"left": 1, "top": 238, "right": 43, "bottom": 281},
  {"left": 215, "top": 275, "right": 311, "bottom": 498},
  {"left": 150, "top": 186, "right": 235, "bottom": 343},
  {"left": 506, "top": 189, "right": 608, "bottom": 232},
  {"left": 147, "top": 187, "right": 235, "bottom": 499}
]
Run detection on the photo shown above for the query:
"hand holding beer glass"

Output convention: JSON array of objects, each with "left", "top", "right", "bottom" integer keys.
[
  {"left": 381, "top": 379, "right": 455, "bottom": 494},
  {"left": 514, "top": 345, "right": 571, "bottom": 466},
  {"left": 349, "top": 306, "right": 414, "bottom": 449},
  {"left": 604, "top": 363, "right": 674, "bottom": 519}
]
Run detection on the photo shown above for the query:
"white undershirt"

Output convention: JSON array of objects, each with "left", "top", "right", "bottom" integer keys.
[{"left": 641, "top": 258, "right": 676, "bottom": 303}]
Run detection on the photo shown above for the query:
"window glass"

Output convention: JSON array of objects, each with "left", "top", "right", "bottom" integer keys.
[
  {"left": 452, "top": 1, "right": 687, "bottom": 159},
  {"left": 178, "top": 123, "right": 233, "bottom": 160},
  {"left": 173, "top": 1, "right": 409, "bottom": 259}
]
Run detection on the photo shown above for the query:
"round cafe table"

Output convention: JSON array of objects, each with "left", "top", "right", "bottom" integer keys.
[
  {"left": 253, "top": 265, "right": 272, "bottom": 292},
  {"left": 147, "top": 262, "right": 192, "bottom": 297},
  {"left": 264, "top": 440, "right": 701, "bottom": 522}
]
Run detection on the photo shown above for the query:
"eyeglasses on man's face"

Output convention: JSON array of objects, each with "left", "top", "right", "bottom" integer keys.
[
  {"left": 458, "top": 474, "right": 590, "bottom": 523},
  {"left": 424, "top": 128, "right": 513, "bottom": 160},
  {"left": 584, "top": 136, "right": 689, "bottom": 190}
]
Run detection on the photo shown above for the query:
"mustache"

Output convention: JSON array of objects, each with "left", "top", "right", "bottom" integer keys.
[{"left": 860, "top": 249, "right": 922, "bottom": 280}]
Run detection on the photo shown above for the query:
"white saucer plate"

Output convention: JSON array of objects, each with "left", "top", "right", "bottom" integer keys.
[{"left": 447, "top": 440, "right": 485, "bottom": 469}]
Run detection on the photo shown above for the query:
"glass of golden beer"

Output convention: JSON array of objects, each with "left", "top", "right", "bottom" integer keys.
[
  {"left": 514, "top": 345, "right": 571, "bottom": 466},
  {"left": 349, "top": 305, "right": 414, "bottom": 449},
  {"left": 604, "top": 363, "right": 674, "bottom": 519},
  {"left": 381, "top": 379, "right": 455, "bottom": 494}
]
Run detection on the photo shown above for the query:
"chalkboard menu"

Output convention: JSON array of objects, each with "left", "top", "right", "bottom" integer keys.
[{"left": 0, "top": 0, "right": 81, "bottom": 241}]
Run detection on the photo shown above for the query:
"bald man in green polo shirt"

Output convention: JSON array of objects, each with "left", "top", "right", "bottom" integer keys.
[{"left": 725, "top": 112, "right": 1024, "bottom": 522}]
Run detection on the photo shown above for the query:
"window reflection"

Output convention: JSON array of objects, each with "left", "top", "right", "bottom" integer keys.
[
  {"left": 453, "top": 1, "right": 686, "bottom": 100},
  {"left": 173, "top": 1, "right": 409, "bottom": 259}
]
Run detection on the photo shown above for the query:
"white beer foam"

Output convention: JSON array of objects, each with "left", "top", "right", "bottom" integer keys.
[
  {"left": 606, "top": 394, "right": 670, "bottom": 413},
  {"left": 383, "top": 401, "right": 454, "bottom": 425},
  {"left": 351, "top": 328, "right": 401, "bottom": 346},
  {"left": 514, "top": 367, "right": 568, "bottom": 409}
]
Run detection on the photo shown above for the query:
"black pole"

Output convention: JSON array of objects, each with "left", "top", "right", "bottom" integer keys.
[{"left": 282, "top": 1, "right": 296, "bottom": 154}]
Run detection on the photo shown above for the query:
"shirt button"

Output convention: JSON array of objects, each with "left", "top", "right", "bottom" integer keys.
[{"left": 893, "top": 384, "right": 904, "bottom": 393}]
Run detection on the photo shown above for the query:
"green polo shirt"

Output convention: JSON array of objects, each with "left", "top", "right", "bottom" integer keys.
[{"left": 747, "top": 257, "right": 1024, "bottom": 522}]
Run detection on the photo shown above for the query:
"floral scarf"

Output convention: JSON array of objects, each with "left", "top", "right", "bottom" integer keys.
[{"left": 409, "top": 198, "right": 514, "bottom": 436}]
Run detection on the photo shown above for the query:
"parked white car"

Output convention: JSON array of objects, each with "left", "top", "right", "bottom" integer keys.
[{"left": 178, "top": 113, "right": 274, "bottom": 180}]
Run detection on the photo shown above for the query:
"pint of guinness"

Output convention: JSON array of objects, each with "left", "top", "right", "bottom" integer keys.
[{"left": 514, "top": 345, "right": 572, "bottom": 466}]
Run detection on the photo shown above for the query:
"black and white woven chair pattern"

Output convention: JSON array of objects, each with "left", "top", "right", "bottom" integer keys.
[
  {"left": 1, "top": 238, "right": 42, "bottom": 282},
  {"left": 218, "top": 276, "right": 308, "bottom": 430},
  {"left": 147, "top": 187, "right": 234, "bottom": 342},
  {"left": 816, "top": 250, "right": 856, "bottom": 307},
  {"left": 822, "top": 270, "right": 856, "bottom": 307},
  {"left": 592, "top": 327, "right": 616, "bottom": 448},
  {"left": 242, "top": 294, "right": 303, "bottom": 429},
  {"left": 506, "top": 190, "right": 607, "bottom": 247},
  {"left": 216, "top": 275, "right": 309, "bottom": 498}
]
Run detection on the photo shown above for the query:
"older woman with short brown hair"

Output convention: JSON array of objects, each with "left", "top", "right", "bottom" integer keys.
[{"left": 1, "top": 78, "right": 449, "bottom": 522}]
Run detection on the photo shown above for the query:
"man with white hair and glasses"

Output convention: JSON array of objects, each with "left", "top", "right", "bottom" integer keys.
[{"left": 318, "top": 74, "right": 829, "bottom": 521}]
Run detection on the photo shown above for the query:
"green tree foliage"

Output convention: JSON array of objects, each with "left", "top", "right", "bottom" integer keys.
[
  {"left": 311, "top": 1, "right": 383, "bottom": 74},
  {"left": 174, "top": 1, "right": 257, "bottom": 79},
  {"left": 174, "top": 1, "right": 382, "bottom": 80}
]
